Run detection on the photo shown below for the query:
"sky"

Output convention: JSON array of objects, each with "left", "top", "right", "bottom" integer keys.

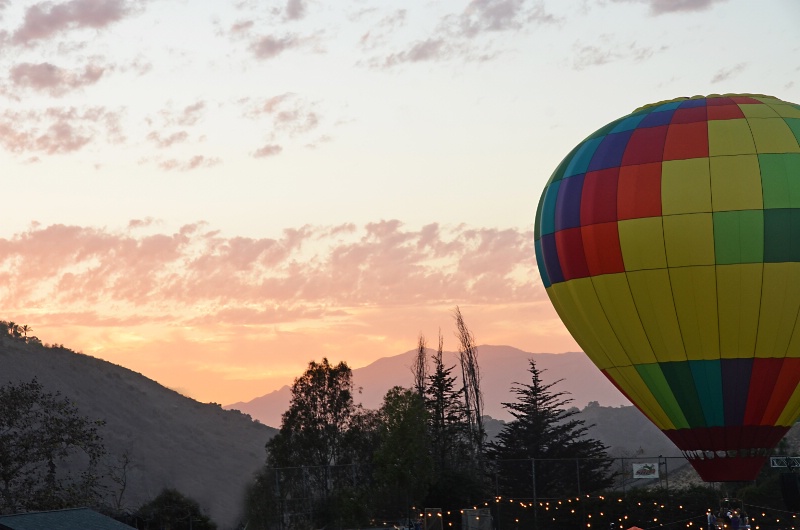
[{"left": 0, "top": 0, "right": 798, "bottom": 405}]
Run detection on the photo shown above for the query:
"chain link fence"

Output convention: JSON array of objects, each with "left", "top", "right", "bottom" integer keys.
[{"left": 253, "top": 456, "right": 704, "bottom": 530}]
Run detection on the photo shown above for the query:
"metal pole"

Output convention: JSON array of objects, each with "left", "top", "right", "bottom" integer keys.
[
  {"left": 275, "top": 468, "right": 283, "bottom": 530},
  {"left": 531, "top": 459, "right": 537, "bottom": 530}
]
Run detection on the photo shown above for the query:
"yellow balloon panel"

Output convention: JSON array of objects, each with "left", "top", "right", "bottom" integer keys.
[
  {"left": 662, "top": 213, "right": 715, "bottom": 267},
  {"left": 626, "top": 269, "right": 686, "bottom": 363},
  {"left": 750, "top": 118, "right": 800, "bottom": 153},
  {"left": 660, "top": 158, "right": 712, "bottom": 216},
  {"left": 617, "top": 217, "right": 667, "bottom": 271},
  {"left": 755, "top": 263, "right": 800, "bottom": 358},
  {"left": 708, "top": 119, "right": 757, "bottom": 156},
  {"left": 669, "top": 266, "right": 720, "bottom": 361},
  {"left": 717, "top": 263, "right": 763, "bottom": 359},
  {"left": 547, "top": 279, "right": 620, "bottom": 370},
  {"left": 710, "top": 155, "right": 763, "bottom": 212},
  {"left": 591, "top": 273, "right": 658, "bottom": 365}
]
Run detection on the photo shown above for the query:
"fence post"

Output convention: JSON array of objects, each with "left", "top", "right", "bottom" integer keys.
[{"left": 531, "top": 459, "right": 537, "bottom": 530}]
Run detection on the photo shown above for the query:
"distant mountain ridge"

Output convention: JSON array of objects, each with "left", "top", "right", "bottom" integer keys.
[
  {"left": 226, "top": 345, "right": 633, "bottom": 427},
  {"left": 0, "top": 339, "right": 276, "bottom": 529}
]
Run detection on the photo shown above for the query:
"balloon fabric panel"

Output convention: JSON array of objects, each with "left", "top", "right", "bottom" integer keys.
[{"left": 534, "top": 94, "right": 800, "bottom": 481}]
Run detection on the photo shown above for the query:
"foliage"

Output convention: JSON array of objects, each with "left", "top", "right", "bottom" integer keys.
[
  {"left": 134, "top": 488, "right": 216, "bottom": 530},
  {"left": 0, "top": 378, "right": 106, "bottom": 514},
  {"left": 262, "top": 358, "right": 374, "bottom": 529},
  {"left": 423, "top": 332, "right": 486, "bottom": 511},
  {"left": 267, "top": 358, "right": 358, "bottom": 469},
  {"left": 486, "top": 359, "right": 615, "bottom": 499},
  {"left": 242, "top": 466, "right": 282, "bottom": 530},
  {"left": 373, "top": 386, "right": 431, "bottom": 516}
]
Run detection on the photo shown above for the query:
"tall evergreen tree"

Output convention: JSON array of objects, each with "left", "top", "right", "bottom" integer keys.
[
  {"left": 423, "top": 334, "right": 485, "bottom": 508},
  {"left": 425, "top": 334, "right": 467, "bottom": 475},
  {"left": 486, "top": 359, "right": 614, "bottom": 499}
]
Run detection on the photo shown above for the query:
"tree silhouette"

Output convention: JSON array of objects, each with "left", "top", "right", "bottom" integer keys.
[
  {"left": 0, "top": 378, "right": 106, "bottom": 513},
  {"left": 486, "top": 359, "right": 615, "bottom": 499},
  {"left": 134, "top": 488, "right": 216, "bottom": 530}
]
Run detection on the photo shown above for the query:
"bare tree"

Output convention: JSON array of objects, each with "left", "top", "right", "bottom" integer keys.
[
  {"left": 454, "top": 307, "right": 484, "bottom": 460},
  {"left": 412, "top": 333, "right": 428, "bottom": 398}
]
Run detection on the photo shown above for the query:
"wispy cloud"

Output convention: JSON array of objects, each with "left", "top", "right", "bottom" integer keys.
[
  {"left": 284, "top": 0, "right": 306, "bottom": 21},
  {"left": 365, "top": 0, "right": 559, "bottom": 68},
  {"left": 12, "top": 0, "right": 133, "bottom": 45},
  {"left": 9, "top": 61, "right": 106, "bottom": 96},
  {"left": 0, "top": 106, "right": 122, "bottom": 154},
  {"left": 0, "top": 221, "right": 539, "bottom": 318},
  {"left": 609, "top": 0, "right": 729, "bottom": 16},
  {"left": 241, "top": 93, "right": 324, "bottom": 156},
  {"left": 158, "top": 155, "right": 221, "bottom": 171},
  {"left": 710, "top": 62, "right": 747, "bottom": 84},
  {"left": 572, "top": 36, "right": 667, "bottom": 70}
]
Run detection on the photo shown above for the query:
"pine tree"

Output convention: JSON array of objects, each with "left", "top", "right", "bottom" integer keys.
[
  {"left": 423, "top": 334, "right": 484, "bottom": 508},
  {"left": 486, "top": 359, "right": 614, "bottom": 499}
]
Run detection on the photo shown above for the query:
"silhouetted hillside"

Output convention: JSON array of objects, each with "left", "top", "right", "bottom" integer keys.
[{"left": 0, "top": 338, "right": 276, "bottom": 529}]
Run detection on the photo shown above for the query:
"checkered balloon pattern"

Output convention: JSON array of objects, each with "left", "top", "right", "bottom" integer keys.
[{"left": 534, "top": 94, "right": 800, "bottom": 481}]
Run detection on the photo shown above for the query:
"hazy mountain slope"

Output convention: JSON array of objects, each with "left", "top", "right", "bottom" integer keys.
[
  {"left": 0, "top": 339, "right": 275, "bottom": 529},
  {"left": 227, "top": 346, "right": 631, "bottom": 427},
  {"left": 577, "top": 403, "right": 683, "bottom": 457}
]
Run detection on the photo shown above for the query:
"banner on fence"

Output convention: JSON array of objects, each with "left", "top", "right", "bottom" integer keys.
[{"left": 632, "top": 463, "right": 659, "bottom": 478}]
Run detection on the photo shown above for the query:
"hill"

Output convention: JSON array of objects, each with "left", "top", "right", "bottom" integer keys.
[
  {"left": 0, "top": 338, "right": 276, "bottom": 529},
  {"left": 226, "top": 345, "right": 632, "bottom": 427}
]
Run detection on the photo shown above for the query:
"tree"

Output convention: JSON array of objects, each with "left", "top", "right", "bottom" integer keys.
[
  {"left": 263, "top": 358, "right": 372, "bottom": 529},
  {"left": 423, "top": 333, "right": 484, "bottom": 509},
  {"left": 486, "top": 359, "right": 614, "bottom": 499},
  {"left": 412, "top": 334, "right": 427, "bottom": 399},
  {"left": 373, "top": 386, "right": 431, "bottom": 517},
  {"left": 267, "top": 358, "right": 358, "bottom": 470},
  {"left": 134, "top": 488, "right": 216, "bottom": 530},
  {"left": 454, "top": 307, "right": 484, "bottom": 462},
  {"left": 0, "top": 378, "right": 106, "bottom": 513}
]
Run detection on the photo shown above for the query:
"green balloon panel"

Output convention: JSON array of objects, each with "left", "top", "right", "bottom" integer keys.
[{"left": 534, "top": 94, "right": 800, "bottom": 480}]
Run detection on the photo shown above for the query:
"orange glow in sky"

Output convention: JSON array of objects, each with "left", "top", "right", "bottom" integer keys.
[{"left": 0, "top": 0, "right": 796, "bottom": 404}]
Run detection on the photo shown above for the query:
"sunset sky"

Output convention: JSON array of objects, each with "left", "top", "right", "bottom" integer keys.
[{"left": 1, "top": 0, "right": 798, "bottom": 405}]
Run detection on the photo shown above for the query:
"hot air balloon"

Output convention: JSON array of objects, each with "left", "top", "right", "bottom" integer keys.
[{"left": 534, "top": 94, "right": 800, "bottom": 481}]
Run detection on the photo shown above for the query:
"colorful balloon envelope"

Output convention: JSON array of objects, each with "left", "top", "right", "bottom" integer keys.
[{"left": 534, "top": 94, "right": 800, "bottom": 481}]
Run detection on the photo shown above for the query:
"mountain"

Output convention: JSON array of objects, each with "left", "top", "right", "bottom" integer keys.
[
  {"left": 0, "top": 338, "right": 276, "bottom": 529},
  {"left": 226, "top": 345, "right": 632, "bottom": 427}
]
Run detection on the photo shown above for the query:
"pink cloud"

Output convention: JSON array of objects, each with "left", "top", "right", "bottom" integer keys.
[
  {"left": 12, "top": 0, "right": 131, "bottom": 45},
  {"left": 0, "top": 106, "right": 121, "bottom": 155},
  {"left": 284, "top": 0, "right": 306, "bottom": 20},
  {"left": 0, "top": 221, "right": 540, "bottom": 315},
  {"left": 457, "top": 0, "right": 557, "bottom": 37},
  {"left": 147, "top": 130, "right": 189, "bottom": 148},
  {"left": 244, "top": 94, "right": 323, "bottom": 155},
  {"left": 9, "top": 62, "right": 105, "bottom": 95},
  {"left": 611, "top": 0, "right": 729, "bottom": 15},
  {"left": 250, "top": 34, "right": 300, "bottom": 59},
  {"left": 253, "top": 144, "right": 282, "bottom": 157},
  {"left": 158, "top": 155, "right": 221, "bottom": 171},
  {"left": 0, "top": 221, "right": 560, "bottom": 404},
  {"left": 367, "top": 2, "right": 559, "bottom": 68}
]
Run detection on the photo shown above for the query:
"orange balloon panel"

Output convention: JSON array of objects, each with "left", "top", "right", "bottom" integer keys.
[{"left": 534, "top": 94, "right": 800, "bottom": 481}]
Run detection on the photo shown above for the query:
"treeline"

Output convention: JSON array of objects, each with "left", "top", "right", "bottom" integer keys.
[
  {"left": 0, "top": 319, "right": 69, "bottom": 349},
  {"left": 242, "top": 309, "right": 615, "bottom": 529}
]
